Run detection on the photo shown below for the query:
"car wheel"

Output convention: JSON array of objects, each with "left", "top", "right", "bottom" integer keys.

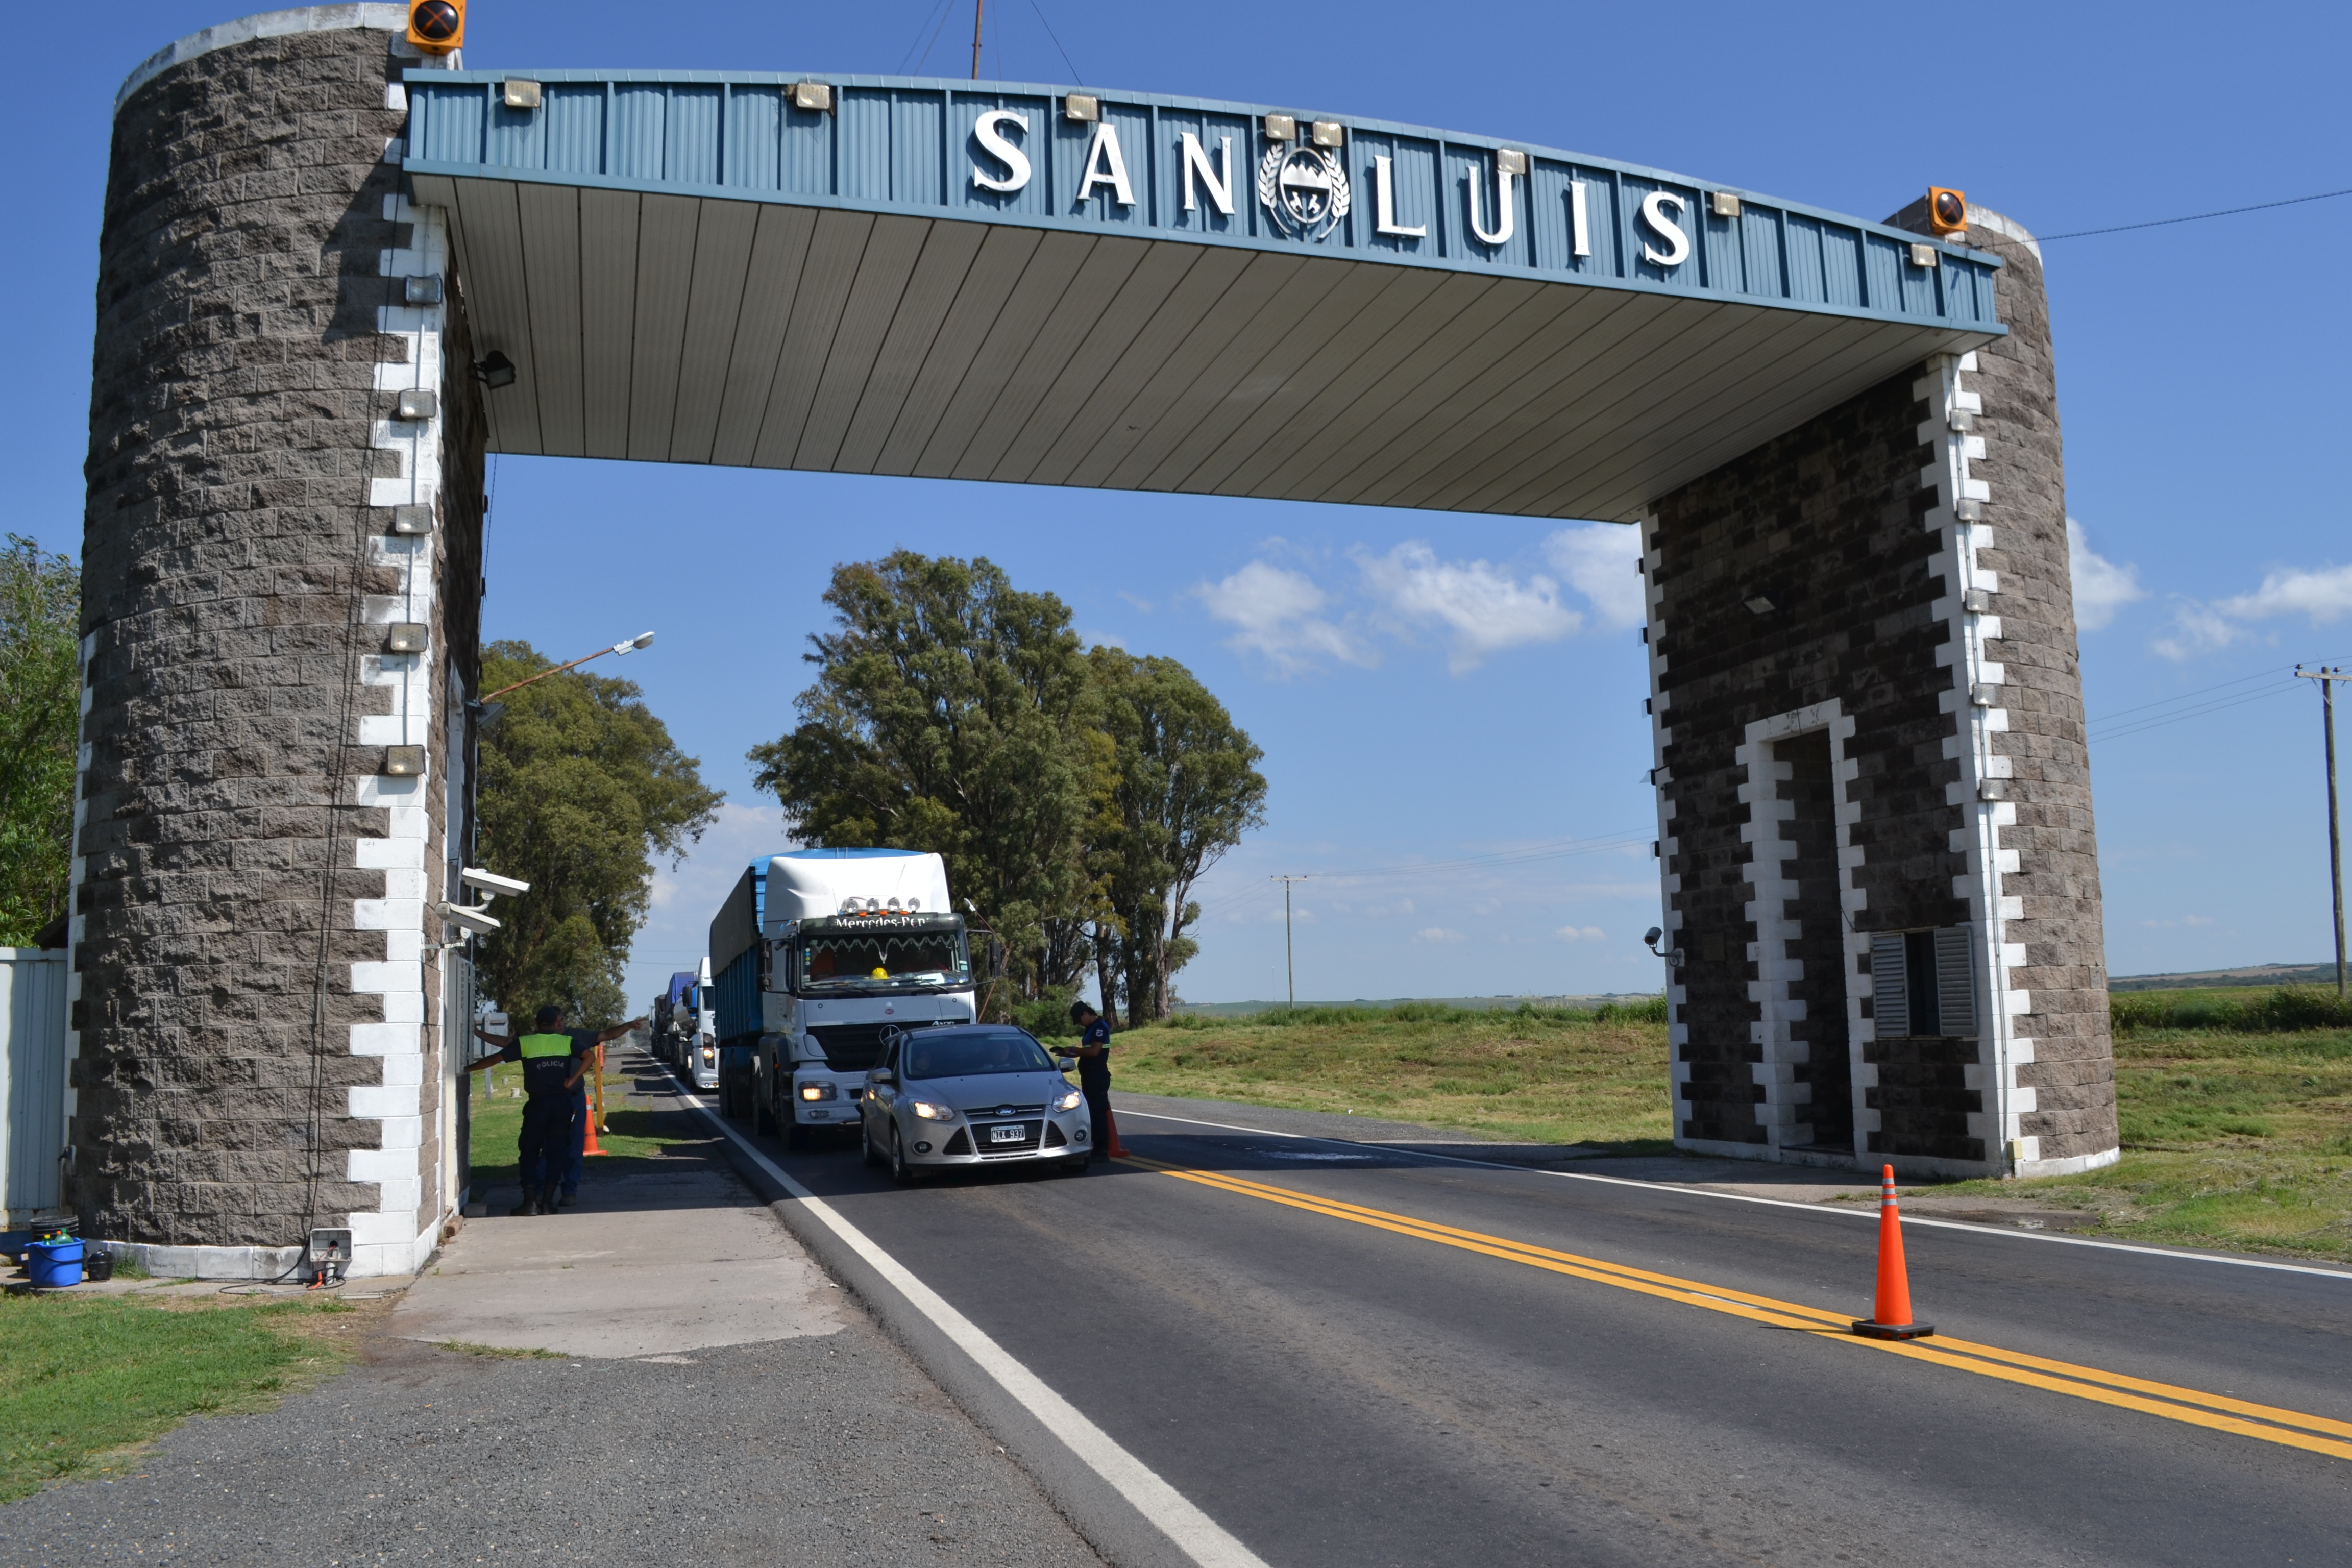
[
  {"left": 862, "top": 1121, "right": 883, "bottom": 1168},
  {"left": 889, "top": 1125, "right": 917, "bottom": 1186}
]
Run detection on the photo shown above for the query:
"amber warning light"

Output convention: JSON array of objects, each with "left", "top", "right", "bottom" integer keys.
[
  {"left": 1928, "top": 187, "right": 1967, "bottom": 236},
  {"left": 407, "top": 0, "right": 464, "bottom": 54}
]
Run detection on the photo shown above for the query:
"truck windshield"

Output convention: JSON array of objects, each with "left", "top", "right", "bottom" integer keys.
[
  {"left": 797, "top": 922, "right": 969, "bottom": 994},
  {"left": 904, "top": 1030, "right": 1056, "bottom": 1079}
]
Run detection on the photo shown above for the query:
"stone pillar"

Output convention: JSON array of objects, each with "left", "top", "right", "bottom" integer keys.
[
  {"left": 1641, "top": 200, "right": 2117, "bottom": 1179},
  {"left": 76, "top": 9, "right": 487, "bottom": 1276}
]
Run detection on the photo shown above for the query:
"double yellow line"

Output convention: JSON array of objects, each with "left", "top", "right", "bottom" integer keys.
[{"left": 1132, "top": 1157, "right": 2352, "bottom": 1464}]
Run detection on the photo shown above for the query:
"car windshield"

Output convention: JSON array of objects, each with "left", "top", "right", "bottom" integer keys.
[
  {"left": 798, "top": 923, "right": 970, "bottom": 994},
  {"left": 903, "top": 1030, "right": 1056, "bottom": 1080}
]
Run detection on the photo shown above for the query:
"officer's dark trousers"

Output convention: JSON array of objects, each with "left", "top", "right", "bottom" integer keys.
[
  {"left": 519, "top": 1096, "right": 575, "bottom": 1190},
  {"left": 1082, "top": 1080, "right": 1111, "bottom": 1161},
  {"left": 563, "top": 1086, "right": 590, "bottom": 1195}
]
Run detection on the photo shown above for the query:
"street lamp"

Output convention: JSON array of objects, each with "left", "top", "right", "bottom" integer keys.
[{"left": 478, "top": 631, "right": 655, "bottom": 704}]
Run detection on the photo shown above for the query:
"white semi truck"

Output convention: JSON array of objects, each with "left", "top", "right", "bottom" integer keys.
[{"left": 714, "top": 850, "right": 986, "bottom": 1149}]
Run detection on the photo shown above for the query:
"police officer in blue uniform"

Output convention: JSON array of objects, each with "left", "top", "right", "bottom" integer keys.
[
  {"left": 473, "top": 1006, "right": 641, "bottom": 1214},
  {"left": 1068, "top": 1000, "right": 1114, "bottom": 1163}
]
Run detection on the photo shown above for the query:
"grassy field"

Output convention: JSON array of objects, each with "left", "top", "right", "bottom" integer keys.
[
  {"left": 0, "top": 1291, "right": 368, "bottom": 1502},
  {"left": 1112, "top": 993, "right": 2352, "bottom": 1263},
  {"left": 1113, "top": 1001, "right": 1676, "bottom": 1151}
]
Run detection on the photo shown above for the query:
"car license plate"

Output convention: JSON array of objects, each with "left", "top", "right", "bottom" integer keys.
[{"left": 990, "top": 1124, "right": 1025, "bottom": 1143}]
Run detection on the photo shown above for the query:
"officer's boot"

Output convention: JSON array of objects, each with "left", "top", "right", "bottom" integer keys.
[
  {"left": 510, "top": 1188, "right": 540, "bottom": 1217},
  {"left": 538, "top": 1184, "right": 561, "bottom": 1214}
]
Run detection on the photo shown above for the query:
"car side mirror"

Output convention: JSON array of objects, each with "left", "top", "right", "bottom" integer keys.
[
  {"left": 868, "top": 1069, "right": 894, "bottom": 1086},
  {"left": 1055, "top": 1057, "right": 1077, "bottom": 1074}
]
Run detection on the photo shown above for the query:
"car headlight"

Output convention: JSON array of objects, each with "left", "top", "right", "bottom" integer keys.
[
  {"left": 799, "top": 1082, "right": 837, "bottom": 1101},
  {"left": 909, "top": 1100, "right": 954, "bottom": 1122},
  {"left": 1052, "top": 1089, "right": 1083, "bottom": 1112}
]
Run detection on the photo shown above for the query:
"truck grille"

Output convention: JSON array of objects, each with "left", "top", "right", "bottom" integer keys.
[{"left": 805, "top": 1023, "right": 889, "bottom": 1070}]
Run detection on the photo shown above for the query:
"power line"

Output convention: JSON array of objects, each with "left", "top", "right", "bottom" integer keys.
[
  {"left": 2040, "top": 185, "right": 2352, "bottom": 241},
  {"left": 1027, "top": 0, "right": 1084, "bottom": 83},
  {"left": 2089, "top": 678, "right": 2306, "bottom": 744}
]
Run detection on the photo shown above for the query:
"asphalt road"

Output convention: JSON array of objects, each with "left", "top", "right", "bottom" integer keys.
[{"left": 730, "top": 1087, "right": 2352, "bottom": 1568}]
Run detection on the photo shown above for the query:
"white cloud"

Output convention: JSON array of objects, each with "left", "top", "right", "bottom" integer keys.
[
  {"left": 2066, "top": 518, "right": 2145, "bottom": 632},
  {"left": 1118, "top": 592, "right": 1154, "bottom": 613},
  {"left": 2215, "top": 564, "right": 2352, "bottom": 624},
  {"left": 2150, "top": 559, "right": 2352, "bottom": 662},
  {"left": 1542, "top": 523, "right": 1647, "bottom": 630},
  {"left": 1194, "top": 560, "right": 1374, "bottom": 676},
  {"left": 1080, "top": 628, "right": 1128, "bottom": 650},
  {"left": 1414, "top": 927, "right": 1467, "bottom": 944},
  {"left": 1555, "top": 925, "right": 1606, "bottom": 943},
  {"left": 1357, "top": 542, "right": 1581, "bottom": 674}
]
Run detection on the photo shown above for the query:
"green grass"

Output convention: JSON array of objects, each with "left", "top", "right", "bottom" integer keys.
[
  {"left": 0, "top": 1294, "right": 356, "bottom": 1502},
  {"left": 427, "top": 1340, "right": 564, "bottom": 1360},
  {"left": 1118, "top": 999, "right": 2352, "bottom": 1263},
  {"left": 1929, "top": 1024, "right": 2352, "bottom": 1261},
  {"left": 1112, "top": 1002, "right": 1675, "bottom": 1151}
]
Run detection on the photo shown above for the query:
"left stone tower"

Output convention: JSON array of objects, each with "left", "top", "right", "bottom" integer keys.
[{"left": 77, "top": 8, "right": 487, "bottom": 1277}]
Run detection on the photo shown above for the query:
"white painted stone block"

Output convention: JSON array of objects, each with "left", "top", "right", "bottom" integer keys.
[{"left": 349, "top": 1085, "right": 421, "bottom": 1119}]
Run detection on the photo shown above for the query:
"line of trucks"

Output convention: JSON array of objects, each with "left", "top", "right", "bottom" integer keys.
[{"left": 648, "top": 848, "right": 998, "bottom": 1150}]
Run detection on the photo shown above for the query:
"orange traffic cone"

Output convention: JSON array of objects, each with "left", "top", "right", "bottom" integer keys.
[
  {"left": 582, "top": 1114, "right": 607, "bottom": 1156},
  {"left": 1105, "top": 1106, "right": 1129, "bottom": 1159},
  {"left": 1851, "top": 1164, "right": 1933, "bottom": 1340}
]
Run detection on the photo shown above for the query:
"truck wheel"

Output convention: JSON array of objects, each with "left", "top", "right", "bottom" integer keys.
[
  {"left": 755, "top": 1088, "right": 776, "bottom": 1135},
  {"left": 783, "top": 1122, "right": 806, "bottom": 1153}
]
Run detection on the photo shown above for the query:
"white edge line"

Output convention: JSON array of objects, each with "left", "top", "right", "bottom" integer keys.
[
  {"left": 675, "top": 1085, "right": 1272, "bottom": 1568},
  {"left": 1114, "top": 1106, "right": 2352, "bottom": 1283}
]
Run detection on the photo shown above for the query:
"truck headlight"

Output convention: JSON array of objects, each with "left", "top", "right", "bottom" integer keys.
[
  {"left": 799, "top": 1082, "right": 837, "bottom": 1101},
  {"left": 700, "top": 1046, "right": 715, "bottom": 1065},
  {"left": 910, "top": 1100, "right": 954, "bottom": 1122},
  {"left": 1052, "top": 1089, "right": 1084, "bottom": 1112}
]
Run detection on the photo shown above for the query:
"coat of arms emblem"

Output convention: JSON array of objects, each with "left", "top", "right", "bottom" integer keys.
[{"left": 1258, "top": 142, "right": 1351, "bottom": 242}]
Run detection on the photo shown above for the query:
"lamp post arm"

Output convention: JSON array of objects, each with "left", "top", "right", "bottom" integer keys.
[{"left": 478, "top": 632, "right": 656, "bottom": 704}]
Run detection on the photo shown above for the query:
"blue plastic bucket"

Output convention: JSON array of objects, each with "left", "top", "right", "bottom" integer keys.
[{"left": 27, "top": 1238, "right": 83, "bottom": 1289}]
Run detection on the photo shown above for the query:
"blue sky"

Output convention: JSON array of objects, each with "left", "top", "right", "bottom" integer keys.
[{"left": 14, "top": 3, "right": 2349, "bottom": 1006}]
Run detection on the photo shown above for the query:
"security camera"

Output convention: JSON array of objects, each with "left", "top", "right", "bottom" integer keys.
[
  {"left": 461, "top": 867, "right": 531, "bottom": 900},
  {"left": 1643, "top": 926, "right": 1685, "bottom": 969},
  {"left": 433, "top": 900, "right": 501, "bottom": 936}
]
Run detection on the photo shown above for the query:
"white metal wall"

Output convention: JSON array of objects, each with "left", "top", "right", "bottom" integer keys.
[{"left": 1, "top": 948, "right": 69, "bottom": 1223}]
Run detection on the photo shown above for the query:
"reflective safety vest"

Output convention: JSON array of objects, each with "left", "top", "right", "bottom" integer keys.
[
  {"left": 518, "top": 1032, "right": 573, "bottom": 1058},
  {"left": 516, "top": 1032, "right": 578, "bottom": 1099}
]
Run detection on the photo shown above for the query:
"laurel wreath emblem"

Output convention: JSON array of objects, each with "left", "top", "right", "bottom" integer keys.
[{"left": 1257, "top": 143, "right": 1351, "bottom": 242}]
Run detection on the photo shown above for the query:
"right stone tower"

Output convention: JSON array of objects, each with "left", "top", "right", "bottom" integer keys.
[{"left": 1642, "top": 198, "right": 2118, "bottom": 1180}]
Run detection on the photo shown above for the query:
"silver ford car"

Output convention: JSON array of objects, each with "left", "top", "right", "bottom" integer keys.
[{"left": 860, "top": 1024, "right": 1090, "bottom": 1180}]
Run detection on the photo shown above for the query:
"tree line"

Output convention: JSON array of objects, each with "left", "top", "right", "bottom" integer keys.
[{"left": 750, "top": 551, "right": 1267, "bottom": 1030}]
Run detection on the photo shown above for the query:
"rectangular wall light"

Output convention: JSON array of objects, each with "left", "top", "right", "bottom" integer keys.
[
  {"left": 1908, "top": 242, "right": 1938, "bottom": 268},
  {"left": 789, "top": 82, "right": 832, "bottom": 112},
  {"left": 1262, "top": 114, "right": 1296, "bottom": 141},
  {"left": 385, "top": 623, "right": 429, "bottom": 653},
  {"left": 402, "top": 274, "right": 443, "bottom": 305},
  {"left": 396, "top": 388, "right": 437, "bottom": 421},
  {"left": 1710, "top": 191, "right": 1740, "bottom": 218},
  {"left": 501, "top": 79, "right": 541, "bottom": 110},
  {"left": 1064, "top": 94, "right": 1099, "bottom": 121},
  {"left": 1310, "top": 120, "right": 1345, "bottom": 148},
  {"left": 389, "top": 505, "right": 433, "bottom": 536},
  {"left": 381, "top": 746, "right": 425, "bottom": 778}
]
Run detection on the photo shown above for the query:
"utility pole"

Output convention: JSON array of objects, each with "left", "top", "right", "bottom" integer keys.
[
  {"left": 1271, "top": 875, "right": 1307, "bottom": 1009},
  {"left": 2297, "top": 664, "right": 2349, "bottom": 999},
  {"left": 971, "top": 0, "right": 984, "bottom": 80}
]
